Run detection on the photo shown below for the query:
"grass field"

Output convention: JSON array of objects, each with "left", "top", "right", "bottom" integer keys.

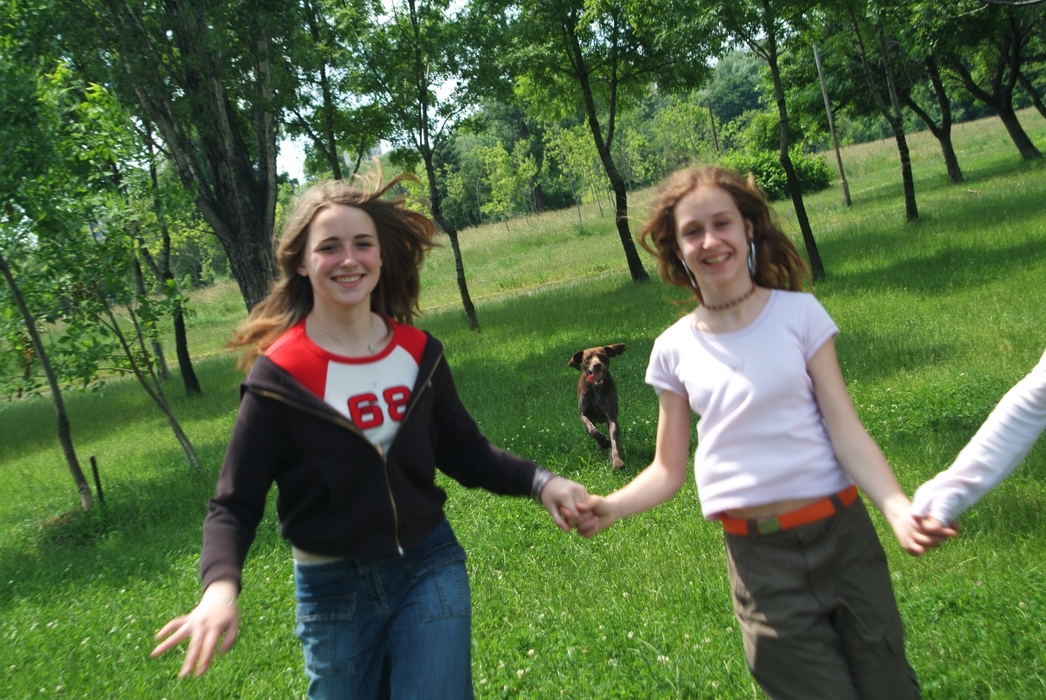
[{"left": 2, "top": 110, "right": 1046, "bottom": 699}]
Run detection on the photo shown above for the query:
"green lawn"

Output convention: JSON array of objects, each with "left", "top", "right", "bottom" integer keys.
[{"left": 2, "top": 110, "right": 1046, "bottom": 698}]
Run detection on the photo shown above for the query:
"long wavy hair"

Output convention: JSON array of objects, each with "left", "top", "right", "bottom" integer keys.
[
  {"left": 231, "top": 171, "right": 437, "bottom": 369},
  {"left": 638, "top": 166, "right": 810, "bottom": 305}
]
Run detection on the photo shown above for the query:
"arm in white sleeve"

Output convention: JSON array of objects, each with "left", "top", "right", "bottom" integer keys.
[{"left": 911, "top": 348, "right": 1046, "bottom": 524}]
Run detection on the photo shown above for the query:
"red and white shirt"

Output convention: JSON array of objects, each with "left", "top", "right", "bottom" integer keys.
[{"left": 266, "top": 319, "right": 427, "bottom": 454}]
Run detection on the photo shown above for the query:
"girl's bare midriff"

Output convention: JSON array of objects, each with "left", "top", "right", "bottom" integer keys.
[{"left": 724, "top": 495, "right": 826, "bottom": 521}]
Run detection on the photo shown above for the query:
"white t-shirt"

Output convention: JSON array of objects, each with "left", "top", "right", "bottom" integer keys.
[
  {"left": 911, "top": 346, "right": 1046, "bottom": 523},
  {"left": 646, "top": 289, "right": 850, "bottom": 519}
]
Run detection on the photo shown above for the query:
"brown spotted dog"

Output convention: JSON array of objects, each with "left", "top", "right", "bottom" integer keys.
[{"left": 568, "top": 344, "right": 626, "bottom": 469}]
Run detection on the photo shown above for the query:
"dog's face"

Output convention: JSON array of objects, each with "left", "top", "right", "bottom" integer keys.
[{"left": 569, "top": 344, "right": 626, "bottom": 386}]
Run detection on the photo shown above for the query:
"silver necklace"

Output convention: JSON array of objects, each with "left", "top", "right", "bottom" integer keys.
[{"left": 311, "top": 315, "right": 378, "bottom": 355}]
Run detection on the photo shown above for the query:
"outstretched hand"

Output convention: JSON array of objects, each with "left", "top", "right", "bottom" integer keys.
[
  {"left": 151, "top": 580, "right": 240, "bottom": 678},
  {"left": 540, "top": 476, "right": 595, "bottom": 533}
]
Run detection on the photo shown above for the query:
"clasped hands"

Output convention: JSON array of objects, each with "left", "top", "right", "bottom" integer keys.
[{"left": 537, "top": 476, "right": 616, "bottom": 538}]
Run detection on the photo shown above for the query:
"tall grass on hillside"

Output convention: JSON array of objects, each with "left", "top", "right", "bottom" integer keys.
[{"left": 1, "top": 110, "right": 1045, "bottom": 698}]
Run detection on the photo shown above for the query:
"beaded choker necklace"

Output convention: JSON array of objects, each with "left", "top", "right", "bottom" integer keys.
[{"left": 701, "top": 282, "right": 757, "bottom": 312}]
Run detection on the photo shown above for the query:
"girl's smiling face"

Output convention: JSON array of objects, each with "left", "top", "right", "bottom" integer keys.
[
  {"left": 674, "top": 185, "right": 754, "bottom": 297},
  {"left": 297, "top": 204, "right": 382, "bottom": 314}
]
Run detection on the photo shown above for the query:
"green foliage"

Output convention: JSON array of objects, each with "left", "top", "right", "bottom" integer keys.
[
  {"left": 284, "top": 0, "right": 392, "bottom": 181},
  {"left": 720, "top": 148, "right": 834, "bottom": 200},
  {"left": 543, "top": 124, "right": 601, "bottom": 211},
  {"left": 702, "top": 49, "right": 764, "bottom": 124},
  {"left": 473, "top": 139, "right": 538, "bottom": 224}
]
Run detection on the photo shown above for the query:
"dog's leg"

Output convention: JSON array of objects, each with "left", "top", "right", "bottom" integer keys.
[
  {"left": 607, "top": 417, "right": 625, "bottom": 469},
  {"left": 580, "top": 413, "right": 612, "bottom": 450}
]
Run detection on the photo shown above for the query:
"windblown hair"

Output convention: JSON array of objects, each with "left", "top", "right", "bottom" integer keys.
[
  {"left": 638, "top": 166, "right": 810, "bottom": 305},
  {"left": 231, "top": 171, "right": 437, "bottom": 369}
]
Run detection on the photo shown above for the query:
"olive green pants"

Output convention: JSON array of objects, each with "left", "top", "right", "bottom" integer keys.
[{"left": 724, "top": 499, "right": 920, "bottom": 700}]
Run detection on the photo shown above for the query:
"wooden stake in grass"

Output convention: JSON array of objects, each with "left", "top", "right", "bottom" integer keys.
[
  {"left": 89, "top": 456, "right": 105, "bottom": 506},
  {"left": 813, "top": 42, "right": 851, "bottom": 208}
]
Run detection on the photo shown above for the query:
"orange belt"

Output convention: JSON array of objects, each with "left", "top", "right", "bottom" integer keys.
[{"left": 721, "top": 485, "right": 859, "bottom": 536}]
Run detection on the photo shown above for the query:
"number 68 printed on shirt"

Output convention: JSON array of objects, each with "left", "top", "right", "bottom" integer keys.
[{"left": 266, "top": 319, "right": 425, "bottom": 454}]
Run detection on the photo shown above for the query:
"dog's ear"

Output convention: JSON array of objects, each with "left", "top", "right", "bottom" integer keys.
[
  {"left": 605, "top": 343, "right": 626, "bottom": 357},
  {"left": 568, "top": 350, "right": 584, "bottom": 369}
]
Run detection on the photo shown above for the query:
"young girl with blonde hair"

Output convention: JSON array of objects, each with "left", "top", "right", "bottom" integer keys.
[
  {"left": 578, "top": 166, "right": 949, "bottom": 699},
  {"left": 152, "top": 173, "right": 588, "bottom": 699}
]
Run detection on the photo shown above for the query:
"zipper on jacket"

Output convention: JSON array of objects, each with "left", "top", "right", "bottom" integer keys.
[
  {"left": 376, "top": 351, "right": 443, "bottom": 555},
  {"left": 251, "top": 388, "right": 408, "bottom": 555},
  {"left": 389, "top": 352, "right": 443, "bottom": 444}
]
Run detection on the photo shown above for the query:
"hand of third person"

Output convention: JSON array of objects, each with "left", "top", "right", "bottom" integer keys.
[{"left": 889, "top": 512, "right": 958, "bottom": 556}]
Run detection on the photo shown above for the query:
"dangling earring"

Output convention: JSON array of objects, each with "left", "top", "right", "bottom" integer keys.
[
  {"left": 748, "top": 240, "right": 757, "bottom": 279},
  {"left": 678, "top": 256, "right": 699, "bottom": 291}
]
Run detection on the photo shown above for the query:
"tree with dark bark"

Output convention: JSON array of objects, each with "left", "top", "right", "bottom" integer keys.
[
  {"left": 285, "top": 0, "right": 391, "bottom": 181},
  {"left": 937, "top": 2, "right": 1043, "bottom": 159},
  {"left": 1, "top": 22, "right": 94, "bottom": 509},
  {"left": 779, "top": 5, "right": 963, "bottom": 187},
  {"left": 139, "top": 129, "right": 201, "bottom": 394},
  {"left": 354, "top": 0, "right": 481, "bottom": 329},
  {"left": 1017, "top": 69, "right": 1046, "bottom": 119},
  {"left": 0, "top": 248, "right": 94, "bottom": 509},
  {"left": 715, "top": 0, "right": 826, "bottom": 280},
  {"left": 900, "top": 56, "right": 964, "bottom": 184},
  {"left": 847, "top": 7, "right": 918, "bottom": 221},
  {"left": 67, "top": 0, "right": 294, "bottom": 310},
  {"left": 488, "top": 0, "right": 716, "bottom": 283}
]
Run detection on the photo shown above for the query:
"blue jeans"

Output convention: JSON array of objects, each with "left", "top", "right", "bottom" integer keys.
[{"left": 294, "top": 520, "right": 474, "bottom": 700}]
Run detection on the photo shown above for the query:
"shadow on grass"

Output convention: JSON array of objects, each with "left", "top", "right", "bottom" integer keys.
[
  {"left": 0, "top": 356, "right": 243, "bottom": 465},
  {"left": 818, "top": 207, "right": 1046, "bottom": 297},
  {"left": 0, "top": 462, "right": 212, "bottom": 611},
  {"left": 0, "top": 449, "right": 283, "bottom": 616},
  {"left": 836, "top": 326, "right": 957, "bottom": 382}
]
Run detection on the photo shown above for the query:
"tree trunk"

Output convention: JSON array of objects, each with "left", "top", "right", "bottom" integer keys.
[
  {"left": 763, "top": 5, "right": 824, "bottom": 281},
  {"left": 533, "top": 182, "right": 546, "bottom": 213},
  {"left": 0, "top": 248, "right": 93, "bottom": 509},
  {"left": 947, "top": 35, "right": 1041, "bottom": 160},
  {"left": 996, "top": 102, "right": 1042, "bottom": 159},
  {"left": 876, "top": 20, "right": 918, "bottom": 222},
  {"left": 101, "top": 291, "right": 203, "bottom": 472},
  {"left": 924, "top": 56, "right": 963, "bottom": 183},
  {"left": 812, "top": 42, "right": 851, "bottom": 206},
  {"left": 134, "top": 257, "right": 170, "bottom": 380},
  {"left": 423, "top": 154, "right": 479, "bottom": 331},
  {"left": 139, "top": 245, "right": 202, "bottom": 395},
  {"left": 303, "top": 0, "right": 343, "bottom": 179},
  {"left": 172, "top": 305, "right": 201, "bottom": 394},
  {"left": 564, "top": 20, "right": 648, "bottom": 282},
  {"left": 901, "top": 92, "right": 963, "bottom": 184},
  {"left": 96, "top": 1, "right": 281, "bottom": 310},
  {"left": 1017, "top": 70, "right": 1046, "bottom": 120},
  {"left": 850, "top": 11, "right": 918, "bottom": 221},
  {"left": 140, "top": 138, "right": 203, "bottom": 397},
  {"left": 890, "top": 126, "right": 918, "bottom": 221}
]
